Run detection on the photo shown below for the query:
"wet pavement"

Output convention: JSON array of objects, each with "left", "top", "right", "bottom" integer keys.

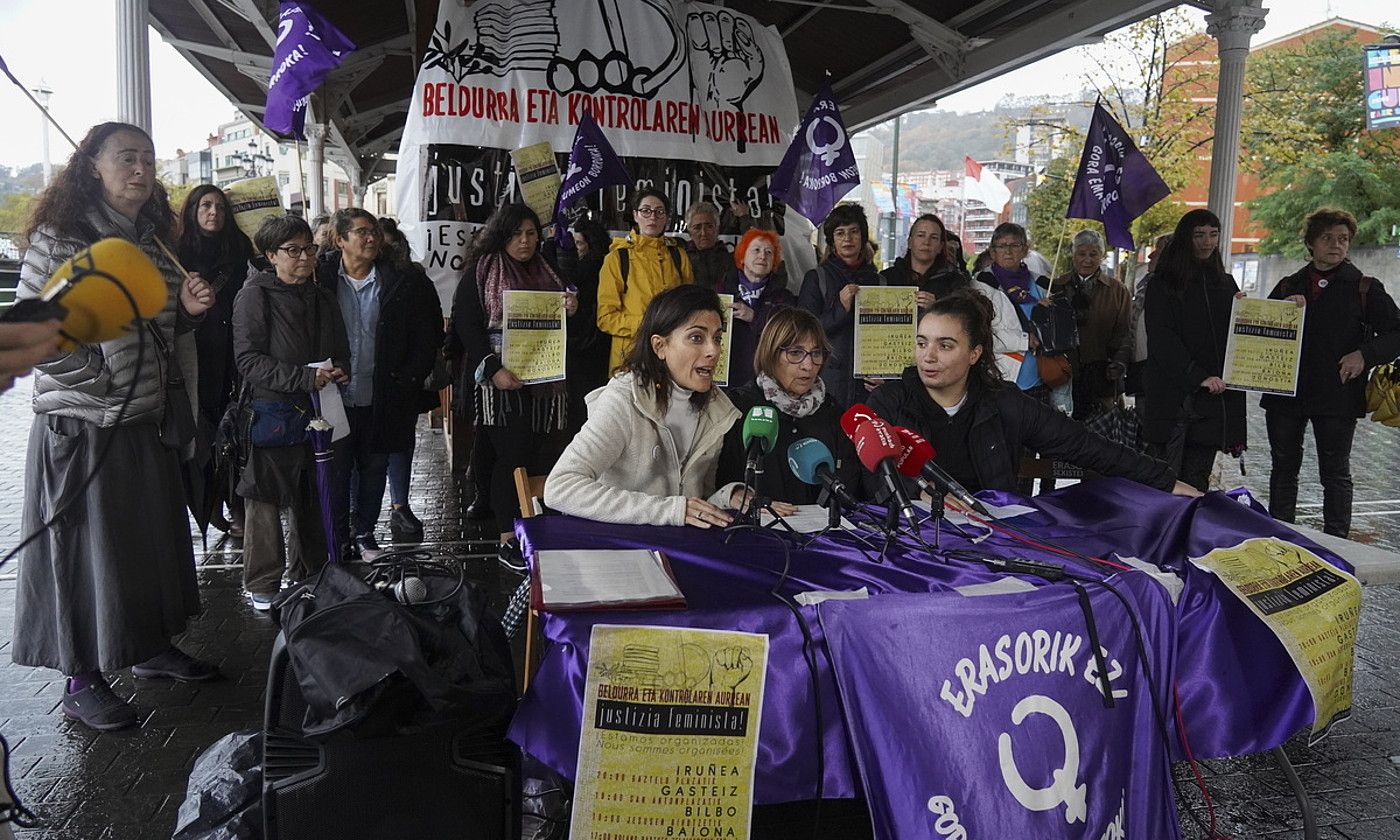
[{"left": 1, "top": 377, "right": 1399, "bottom": 839}]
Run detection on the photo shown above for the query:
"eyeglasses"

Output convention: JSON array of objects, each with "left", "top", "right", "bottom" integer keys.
[
  {"left": 636, "top": 206, "right": 668, "bottom": 218},
  {"left": 779, "top": 346, "right": 828, "bottom": 365},
  {"left": 276, "top": 245, "right": 317, "bottom": 258},
  {"left": 347, "top": 227, "right": 379, "bottom": 239}
]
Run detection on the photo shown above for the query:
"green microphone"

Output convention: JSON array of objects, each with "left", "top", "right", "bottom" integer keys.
[{"left": 741, "top": 405, "right": 780, "bottom": 475}]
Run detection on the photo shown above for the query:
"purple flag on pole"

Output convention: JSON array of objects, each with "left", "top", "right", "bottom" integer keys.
[
  {"left": 553, "top": 110, "right": 631, "bottom": 246},
  {"left": 1066, "top": 103, "right": 1171, "bottom": 249},
  {"left": 768, "top": 83, "right": 860, "bottom": 226},
  {"left": 821, "top": 575, "right": 1181, "bottom": 839},
  {"left": 264, "top": 2, "right": 355, "bottom": 140}
]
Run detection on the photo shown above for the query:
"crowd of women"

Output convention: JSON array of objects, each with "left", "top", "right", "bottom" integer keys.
[{"left": 9, "top": 120, "right": 1397, "bottom": 733}]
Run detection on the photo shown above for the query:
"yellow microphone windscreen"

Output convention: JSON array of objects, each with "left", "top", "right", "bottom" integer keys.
[{"left": 42, "top": 238, "right": 169, "bottom": 348}]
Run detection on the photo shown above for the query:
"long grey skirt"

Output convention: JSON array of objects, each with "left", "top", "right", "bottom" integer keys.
[{"left": 12, "top": 415, "right": 201, "bottom": 674}]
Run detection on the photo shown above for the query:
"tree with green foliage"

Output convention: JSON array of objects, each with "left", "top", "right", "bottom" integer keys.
[
  {"left": 0, "top": 192, "right": 38, "bottom": 235},
  {"left": 1020, "top": 9, "right": 1206, "bottom": 275},
  {"left": 1243, "top": 27, "right": 1400, "bottom": 258}
]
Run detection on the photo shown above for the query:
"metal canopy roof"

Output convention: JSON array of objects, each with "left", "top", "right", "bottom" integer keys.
[{"left": 151, "top": 0, "right": 1181, "bottom": 185}]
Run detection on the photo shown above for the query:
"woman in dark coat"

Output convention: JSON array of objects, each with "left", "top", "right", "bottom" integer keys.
[
  {"left": 1261, "top": 207, "right": 1400, "bottom": 537},
  {"left": 177, "top": 184, "right": 254, "bottom": 534},
  {"left": 719, "top": 306, "right": 859, "bottom": 505},
  {"left": 452, "top": 203, "right": 580, "bottom": 550},
  {"left": 720, "top": 228, "right": 794, "bottom": 390},
  {"left": 565, "top": 216, "right": 614, "bottom": 434},
  {"left": 881, "top": 213, "right": 970, "bottom": 308},
  {"left": 233, "top": 215, "right": 349, "bottom": 610},
  {"left": 796, "top": 203, "right": 885, "bottom": 410},
  {"left": 868, "top": 291, "right": 1193, "bottom": 499},
  {"left": 1143, "top": 209, "right": 1246, "bottom": 492}
]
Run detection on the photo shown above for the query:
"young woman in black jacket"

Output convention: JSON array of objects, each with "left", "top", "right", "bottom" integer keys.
[
  {"left": 880, "top": 213, "right": 970, "bottom": 308},
  {"left": 1261, "top": 208, "right": 1400, "bottom": 537},
  {"left": 867, "top": 291, "right": 1196, "bottom": 498},
  {"left": 1142, "top": 209, "right": 1246, "bottom": 491}
]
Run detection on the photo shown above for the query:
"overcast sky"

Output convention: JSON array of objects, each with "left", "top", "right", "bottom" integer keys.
[{"left": 0, "top": 0, "right": 1382, "bottom": 170}]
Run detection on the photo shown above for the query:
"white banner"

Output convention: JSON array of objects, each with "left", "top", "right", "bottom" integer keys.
[
  {"left": 395, "top": 0, "right": 800, "bottom": 313},
  {"left": 408, "top": 0, "right": 796, "bottom": 164}
]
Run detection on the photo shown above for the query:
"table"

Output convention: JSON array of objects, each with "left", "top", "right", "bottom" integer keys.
[{"left": 508, "top": 479, "right": 1337, "bottom": 816}]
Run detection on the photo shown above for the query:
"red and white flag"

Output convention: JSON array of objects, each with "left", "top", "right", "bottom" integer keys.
[{"left": 963, "top": 156, "right": 1011, "bottom": 213}]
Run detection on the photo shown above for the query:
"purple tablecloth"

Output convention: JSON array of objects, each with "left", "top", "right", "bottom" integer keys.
[{"left": 508, "top": 479, "right": 1342, "bottom": 804}]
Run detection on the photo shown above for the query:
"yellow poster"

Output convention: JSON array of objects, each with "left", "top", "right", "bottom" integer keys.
[
  {"left": 1191, "top": 537, "right": 1360, "bottom": 742},
  {"left": 853, "top": 285, "right": 917, "bottom": 379},
  {"left": 223, "top": 176, "right": 283, "bottom": 241},
  {"left": 1223, "top": 297, "right": 1305, "bottom": 396},
  {"left": 502, "top": 290, "right": 567, "bottom": 385},
  {"left": 512, "top": 142, "right": 562, "bottom": 231},
  {"left": 569, "top": 625, "right": 769, "bottom": 840},
  {"left": 714, "top": 293, "right": 735, "bottom": 387}
]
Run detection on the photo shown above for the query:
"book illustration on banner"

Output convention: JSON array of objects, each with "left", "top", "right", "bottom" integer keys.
[{"left": 530, "top": 548, "right": 686, "bottom": 612}]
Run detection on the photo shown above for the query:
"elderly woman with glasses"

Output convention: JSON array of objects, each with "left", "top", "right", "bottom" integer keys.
[
  {"left": 1049, "top": 229, "right": 1131, "bottom": 419},
  {"left": 718, "top": 306, "right": 860, "bottom": 505}
]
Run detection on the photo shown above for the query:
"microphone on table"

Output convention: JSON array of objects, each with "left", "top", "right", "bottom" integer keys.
[
  {"left": 1, "top": 237, "right": 169, "bottom": 351},
  {"left": 787, "top": 437, "right": 861, "bottom": 510},
  {"left": 741, "top": 405, "right": 780, "bottom": 475},
  {"left": 849, "top": 418, "right": 921, "bottom": 532},
  {"left": 891, "top": 426, "right": 991, "bottom": 516}
]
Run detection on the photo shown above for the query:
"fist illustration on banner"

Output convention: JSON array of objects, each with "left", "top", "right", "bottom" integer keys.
[
  {"left": 687, "top": 10, "right": 766, "bottom": 113},
  {"left": 711, "top": 646, "right": 754, "bottom": 691}
]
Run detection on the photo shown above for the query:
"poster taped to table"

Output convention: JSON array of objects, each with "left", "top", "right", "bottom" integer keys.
[
  {"left": 853, "top": 285, "right": 917, "bottom": 379},
  {"left": 1190, "top": 536, "right": 1359, "bottom": 742},
  {"left": 1223, "top": 297, "right": 1305, "bottom": 395},
  {"left": 510, "top": 142, "right": 562, "bottom": 232},
  {"left": 501, "top": 290, "right": 567, "bottom": 384},
  {"left": 569, "top": 625, "right": 768, "bottom": 840},
  {"left": 531, "top": 549, "right": 685, "bottom": 611},
  {"left": 714, "top": 293, "right": 735, "bottom": 387}
]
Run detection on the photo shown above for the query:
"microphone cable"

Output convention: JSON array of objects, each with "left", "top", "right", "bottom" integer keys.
[{"left": 0, "top": 268, "right": 146, "bottom": 572}]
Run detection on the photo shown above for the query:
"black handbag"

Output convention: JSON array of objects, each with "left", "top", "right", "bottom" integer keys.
[
  {"left": 149, "top": 324, "right": 197, "bottom": 452},
  {"left": 249, "top": 398, "right": 311, "bottom": 447}
]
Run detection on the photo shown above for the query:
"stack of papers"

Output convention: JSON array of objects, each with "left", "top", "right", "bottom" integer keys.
[{"left": 531, "top": 549, "right": 686, "bottom": 611}]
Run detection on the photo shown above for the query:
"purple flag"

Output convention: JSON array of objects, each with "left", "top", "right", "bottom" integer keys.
[
  {"left": 552, "top": 111, "right": 631, "bottom": 246},
  {"left": 768, "top": 83, "right": 860, "bottom": 226},
  {"left": 821, "top": 575, "right": 1180, "bottom": 839},
  {"left": 264, "top": 2, "right": 355, "bottom": 140},
  {"left": 1066, "top": 103, "right": 1171, "bottom": 249}
]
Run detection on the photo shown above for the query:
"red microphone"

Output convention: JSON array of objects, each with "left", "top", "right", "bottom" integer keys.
[
  {"left": 891, "top": 426, "right": 990, "bottom": 515},
  {"left": 839, "top": 402, "right": 880, "bottom": 438},
  {"left": 852, "top": 419, "right": 920, "bottom": 530}
]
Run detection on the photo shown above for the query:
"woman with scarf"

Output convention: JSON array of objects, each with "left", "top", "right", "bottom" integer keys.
[
  {"left": 719, "top": 228, "right": 793, "bottom": 389},
  {"left": 797, "top": 203, "right": 886, "bottom": 409},
  {"left": 881, "top": 213, "right": 971, "bottom": 308},
  {"left": 453, "top": 203, "right": 579, "bottom": 550},
  {"left": 176, "top": 184, "right": 254, "bottom": 535},
  {"left": 973, "top": 222, "right": 1049, "bottom": 393},
  {"left": 1143, "top": 209, "right": 1247, "bottom": 492},
  {"left": 718, "top": 306, "right": 859, "bottom": 505}
]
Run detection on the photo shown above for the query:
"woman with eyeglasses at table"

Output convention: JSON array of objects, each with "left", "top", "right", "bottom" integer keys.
[
  {"left": 596, "top": 187, "right": 694, "bottom": 374},
  {"left": 717, "top": 306, "right": 860, "bottom": 506}
]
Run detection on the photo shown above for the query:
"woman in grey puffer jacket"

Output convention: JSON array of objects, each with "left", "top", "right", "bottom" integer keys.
[{"left": 12, "top": 122, "right": 220, "bottom": 732}]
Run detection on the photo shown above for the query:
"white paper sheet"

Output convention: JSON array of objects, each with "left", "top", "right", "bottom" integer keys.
[
  {"left": 760, "top": 504, "right": 856, "bottom": 533},
  {"left": 307, "top": 359, "right": 349, "bottom": 442},
  {"left": 536, "top": 549, "right": 682, "bottom": 608}
]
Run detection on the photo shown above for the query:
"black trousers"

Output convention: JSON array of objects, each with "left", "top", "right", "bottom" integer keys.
[
  {"left": 1147, "top": 439, "right": 1216, "bottom": 493},
  {"left": 1265, "top": 411, "right": 1357, "bottom": 538},
  {"left": 482, "top": 420, "right": 560, "bottom": 536}
]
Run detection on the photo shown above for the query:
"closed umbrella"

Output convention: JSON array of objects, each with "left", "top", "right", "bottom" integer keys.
[{"left": 309, "top": 390, "right": 339, "bottom": 568}]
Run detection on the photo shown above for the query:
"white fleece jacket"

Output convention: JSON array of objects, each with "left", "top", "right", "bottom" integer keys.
[{"left": 544, "top": 373, "right": 742, "bottom": 526}]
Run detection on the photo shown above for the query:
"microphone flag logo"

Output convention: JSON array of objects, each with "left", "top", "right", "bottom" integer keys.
[
  {"left": 1066, "top": 102, "right": 1171, "bottom": 249},
  {"left": 265, "top": 2, "right": 356, "bottom": 139},
  {"left": 553, "top": 110, "right": 632, "bottom": 245},
  {"left": 769, "top": 82, "right": 860, "bottom": 226}
]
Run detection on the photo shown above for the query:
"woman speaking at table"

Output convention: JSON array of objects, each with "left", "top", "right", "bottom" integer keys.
[
  {"left": 717, "top": 307, "right": 859, "bottom": 505},
  {"left": 867, "top": 291, "right": 1199, "bottom": 498},
  {"left": 545, "top": 284, "right": 749, "bottom": 528}
]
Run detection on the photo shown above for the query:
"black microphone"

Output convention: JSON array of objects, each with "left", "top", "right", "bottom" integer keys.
[{"left": 920, "top": 451, "right": 990, "bottom": 516}]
